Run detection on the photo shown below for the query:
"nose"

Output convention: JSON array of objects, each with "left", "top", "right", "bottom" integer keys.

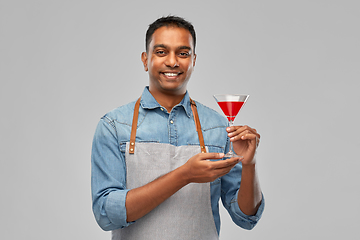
[{"left": 165, "top": 52, "right": 179, "bottom": 68}]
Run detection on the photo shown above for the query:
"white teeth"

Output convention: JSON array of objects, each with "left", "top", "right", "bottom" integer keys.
[{"left": 164, "top": 73, "right": 178, "bottom": 77}]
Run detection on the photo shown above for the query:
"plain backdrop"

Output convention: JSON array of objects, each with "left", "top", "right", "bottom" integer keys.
[{"left": 1, "top": 0, "right": 359, "bottom": 239}]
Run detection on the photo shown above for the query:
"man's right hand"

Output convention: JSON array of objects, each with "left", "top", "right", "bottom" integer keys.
[{"left": 181, "top": 153, "right": 241, "bottom": 184}]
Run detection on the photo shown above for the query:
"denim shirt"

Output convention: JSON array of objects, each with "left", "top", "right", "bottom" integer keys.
[{"left": 91, "top": 87, "right": 264, "bottom": 234}]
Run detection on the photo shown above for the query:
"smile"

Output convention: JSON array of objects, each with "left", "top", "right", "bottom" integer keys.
[{"left": 163, "top": 72, "right": 180, "bottom": 77}]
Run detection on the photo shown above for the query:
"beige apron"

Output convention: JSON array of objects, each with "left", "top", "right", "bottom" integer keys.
[{"left": 112, "top": 98, "right": 219, "bottom": 240}]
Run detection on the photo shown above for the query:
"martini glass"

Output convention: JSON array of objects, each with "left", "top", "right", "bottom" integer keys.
[{"left": 213, "top": 94, "right": 249, "bottom": 158}]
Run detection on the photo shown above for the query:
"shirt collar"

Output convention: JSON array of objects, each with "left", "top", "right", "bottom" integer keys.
[{"left": 140, "top": 86, "right": 192, "bottom": 118}]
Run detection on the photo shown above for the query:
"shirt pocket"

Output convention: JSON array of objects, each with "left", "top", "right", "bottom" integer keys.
[{"left": 206, "top": 145, "right": 225, "bottom": 154}]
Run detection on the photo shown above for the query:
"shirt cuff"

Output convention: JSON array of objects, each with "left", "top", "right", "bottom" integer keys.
[
  {"left": 230, "top": 191, "right": 265, "bottom": 230},
  {"left": 106, "top": 189, "right": 134, "bottom": 229}
]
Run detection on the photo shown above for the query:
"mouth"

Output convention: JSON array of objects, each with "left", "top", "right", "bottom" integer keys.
[
  {"left": 161, "top": 72, "right": 182, "bottom": 78},
  {"left": 163, "top": 72, "right": 179, "bottom": 77}
]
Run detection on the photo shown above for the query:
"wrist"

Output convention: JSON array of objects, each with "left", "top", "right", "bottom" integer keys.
[
  {"left": 241, "top": 155, "right": 256, "bottom": 167},
  {"left": 175, "top": 165, "right": 192, "bottom": 185},
  {"left": 241, "top": 159, "right": 256, "bottom": 169}
]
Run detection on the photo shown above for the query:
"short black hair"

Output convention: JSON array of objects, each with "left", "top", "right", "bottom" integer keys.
[{"left": 145, "top": 15, "right": 196, "bottom": 53}]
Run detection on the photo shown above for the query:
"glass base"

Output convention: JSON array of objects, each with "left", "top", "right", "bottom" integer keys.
[{"left": 224, "top": 151, "right": 242, "bottom": 159}]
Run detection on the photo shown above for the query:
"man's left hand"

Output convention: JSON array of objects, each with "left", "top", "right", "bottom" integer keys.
[{"left": 226, "top": 125, "right": 260, "bottom": 165}]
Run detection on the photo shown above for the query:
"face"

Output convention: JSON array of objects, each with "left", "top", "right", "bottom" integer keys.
[{"left": 141, "top": 26, "right": 196, "bottom": 96}]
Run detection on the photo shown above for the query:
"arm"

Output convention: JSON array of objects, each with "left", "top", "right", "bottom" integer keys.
[
  {"left": 91, "top": 117, "right": 130, "bottom": 231},
  {"left": 238, "top": 160, "right": 262, "bottom": 215},
  {"left": 227, "top": 125, "right": 263, "bottom": 215}
]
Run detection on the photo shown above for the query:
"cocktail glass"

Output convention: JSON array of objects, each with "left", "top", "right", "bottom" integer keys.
[{"left": 213, "top": 94, "right": 249, "bottom": 158}]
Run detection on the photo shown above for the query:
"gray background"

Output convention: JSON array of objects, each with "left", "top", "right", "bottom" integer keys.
[{"left": 1, "top": 0, "right": 359, "bottom": 239}]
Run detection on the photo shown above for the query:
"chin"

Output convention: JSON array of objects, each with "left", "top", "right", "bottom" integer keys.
[{"left": 161, "top": 83, "right": 187, "bottom": 93}]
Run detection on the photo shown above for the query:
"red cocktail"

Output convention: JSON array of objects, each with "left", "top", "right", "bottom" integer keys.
[
  {"left": 216, "top": 101, "right": 245, "bottom": 121},
  {"left": 213, "top": 94, "right": 249, "bottom": 158}
]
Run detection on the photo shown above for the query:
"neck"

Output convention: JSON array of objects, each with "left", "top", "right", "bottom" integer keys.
[{"left": 148, "top": 87, "right": 186, "bottom": 112}]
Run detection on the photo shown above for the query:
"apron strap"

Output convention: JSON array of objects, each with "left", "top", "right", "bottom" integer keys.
[
  {"left": 129, "top": 97, "right": 141, "bottom": 154},
  {"left": 190, "top": 98, "right": 206, "bottom": 153},
  {"left": 129, "top": 97, "right": 206, "bottom": 154}
]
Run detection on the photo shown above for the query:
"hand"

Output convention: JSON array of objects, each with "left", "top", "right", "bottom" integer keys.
[
  {"left": 227, "top": 125, "right": 260, "bottom": 165},
  {"left": 182, "top": 152, "right": 241, "bottom": 184}
]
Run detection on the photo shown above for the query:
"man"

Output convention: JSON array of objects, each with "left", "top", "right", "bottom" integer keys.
[{"left": 91, "top": 16, "right": 264, "bottom": 240}]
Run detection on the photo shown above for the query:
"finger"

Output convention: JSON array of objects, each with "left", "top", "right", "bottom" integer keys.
[
  {"left": 240, "top": 132, "right": 260, "bottom": 141},
  {"left": 235, "top": 126, "right": 260, "bottom": 139},
  {"left": 226, "top": 125, "right": 246, "bottom": 134},
  {"left": 212, "top": 157, "right": 242, "bottom": 170},
  {"left": 230, "top": 131, "right": 260, "bottom": 142},
  {"left": 199, "top": 152, "right": 225, "bottom": 160},
  {"left": 212, "top": 158, "right": 242, "bottom": 177},
  {"left": 226, "top": 125, "right": 238, "bottom": 132},
  {"left": 227, "top": 125, "right": 258, "bottom": 138}
]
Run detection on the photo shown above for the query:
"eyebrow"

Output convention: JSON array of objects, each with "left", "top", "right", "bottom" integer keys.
[
  {"left": 153, "top": 44, "right": 192, "bottom": 52},
  {"left": 178, "top": 46, "right": 192, "bottom": 51}
]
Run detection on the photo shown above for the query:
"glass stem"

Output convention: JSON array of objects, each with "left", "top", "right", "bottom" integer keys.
[{"left": 229, "top": 120, "right": 234, "bottom": 154}]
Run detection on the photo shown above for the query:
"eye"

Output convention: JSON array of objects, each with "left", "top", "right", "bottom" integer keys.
[
  {"left": 178, "top": 52, "right": 190, "bottom": 57},
  {"left": 155, "top": 50, "right": 166, "bottom": 56}
]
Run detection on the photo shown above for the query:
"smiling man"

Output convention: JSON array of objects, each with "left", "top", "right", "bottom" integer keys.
[
  {"left": 141, "top": 25, "right": 196, "bottom": 112},
  {"left": 91, "top": 16, "right": 264, "bottom": 240}
]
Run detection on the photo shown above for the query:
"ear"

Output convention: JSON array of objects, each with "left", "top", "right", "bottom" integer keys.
[
  {"left": 193, "top": 53, "right": 197, "bottom": 67},
  {"left": 141, "top": 52, "right": 148, "bottom": 72}
]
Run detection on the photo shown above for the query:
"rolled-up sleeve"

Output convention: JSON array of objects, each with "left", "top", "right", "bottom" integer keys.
[
  {"left": 228, "top": 190, "right": 265, "bottom": 230},
  {"left": 221, "top": 163, "right": 265, "bottom": 230},
  {"left": 91, "top": 116, "right": 133, "bottom": 231}
]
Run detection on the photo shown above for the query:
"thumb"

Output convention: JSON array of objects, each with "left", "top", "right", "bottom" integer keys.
[{"left": 200, "top": 152, "right": 225, "bottom": 160}]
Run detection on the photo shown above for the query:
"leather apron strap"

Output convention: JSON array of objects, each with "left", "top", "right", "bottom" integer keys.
[
  {"left": 129, "top": 97, "right": 206, "bottom": 154},
  {"left": 129, "top": 98, "right": 141, "bottom": 154},
  {"left": 190, "top": 98, "right": 206, "bottom": 153}
]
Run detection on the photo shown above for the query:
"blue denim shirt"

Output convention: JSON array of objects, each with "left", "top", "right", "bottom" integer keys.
[{"left": 91, "top": 87, "right": 264, "bottom": 234}]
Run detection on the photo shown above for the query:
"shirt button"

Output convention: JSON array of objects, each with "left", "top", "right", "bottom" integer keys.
[{"left": 170, "top": 120, "right": 174, "bottom": 124}]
